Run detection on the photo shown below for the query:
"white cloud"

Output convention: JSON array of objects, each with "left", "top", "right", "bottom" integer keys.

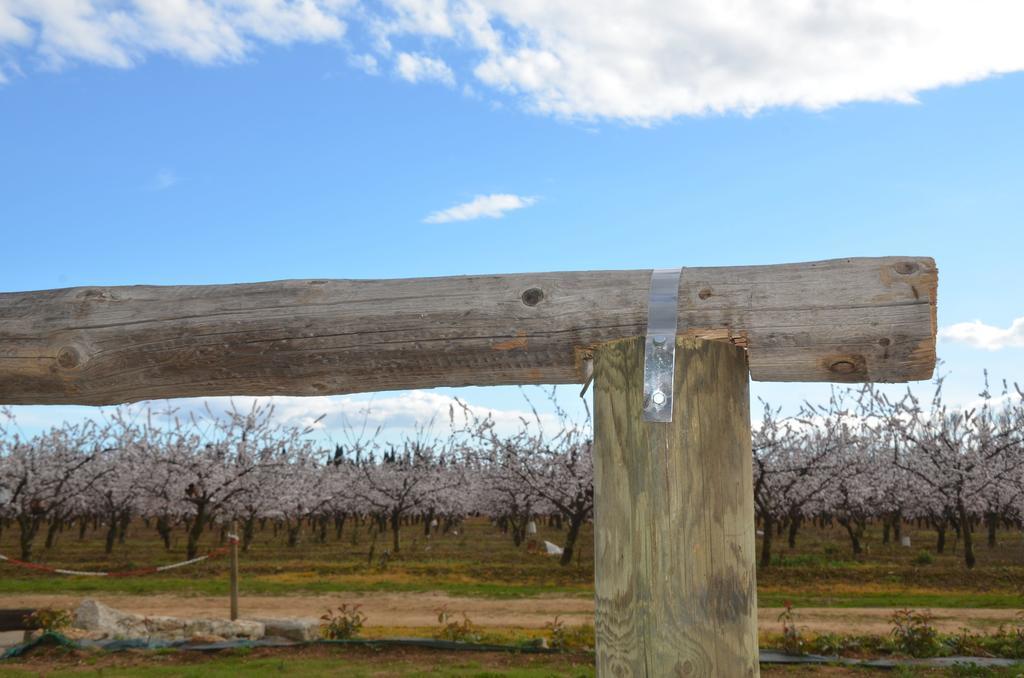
[
  {"left": 423, "top": 193, "right": 536, "bottom": 224},
  {"left": 0, "top": 0, "right": 348, "bottom": 72},
  {"left": 939, "top": 317, "right": 1024, "bottom": 351},
  {"left": 348, "top": 52, "right": 378, "bottom": 75},
  {"left": 239, "top": 390, "right": 564, "bottom": 439},
  {"left": 2, "top": 389, "right": 571, "bottom": 444},
  {"left": 150, "top": 168, "right": 179, "bottom": 190},
  {"left": 394, "top": 51, "right": 454, "bottom": 86},
  {"left": 375, "top": 1, "right": 1024, "bottom": 121},
  {"left": 3, "top": 2, "right": 1024, "bottom": 122}
]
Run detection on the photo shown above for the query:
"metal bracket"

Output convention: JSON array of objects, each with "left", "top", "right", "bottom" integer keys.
[{"left": 642, "top": 268, "right": 683, "bottom": 422}]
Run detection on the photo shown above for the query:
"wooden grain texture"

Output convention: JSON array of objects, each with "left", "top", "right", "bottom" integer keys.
[
  {"left": 0, "top": 609, "right": 39, "bottom": 632},
  {"left": 593, "top": 337, "right": 759, "bottom": 677},
  {"left": 0, "top": 256, "right": 936, "bottom": 405},
  {"left": 230, "top": 520, "right": 240, "bottom": 621}
]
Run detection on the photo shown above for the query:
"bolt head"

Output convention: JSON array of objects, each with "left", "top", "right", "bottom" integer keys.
[
  {"left": 653, "top": 335, "right": 667, "bottom": 347},
  {"left": 651, "top": 390, "right": 667, "bottom": 407}
]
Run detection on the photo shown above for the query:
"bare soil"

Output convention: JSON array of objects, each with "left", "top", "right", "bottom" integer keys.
[{"left": 0, "top": 592, "right": 1017, "bottom": 635}]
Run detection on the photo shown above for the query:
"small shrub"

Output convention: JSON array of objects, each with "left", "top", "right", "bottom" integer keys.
[
  {"left": 434, "top": 605, "right": 480, "bottom": 643},
  {"left": 778, "top": 601, "right": 805, "bottom": 656},
  {"left": 971, "top": 615, "right": 1024, "bottom": 659},
  {"left": 913, "top": 549, "right": 934, "bottom": 566},
  {"left": 810, "top": 632, "right": 854, "bottom": 656},
  {"left": 545, "top": 615, "right": 567, "bottom": 650},
  {"left": 541, "top": 616, "right": 597, "bottom": 651},
  {"left": 944, "top": 627, "right": 984, "bottom": 656},
  {"left": 555, "top": 623, "right": 595, "bottom": 651},
  {"left": 890, "top": 608, "right": 941, "bottom": 657},
  {"left": 24, "top": 608, "right": 72, "bottom": 633},
  {"left": 320, "top": 604, "right": 367, "bottom": 639}
]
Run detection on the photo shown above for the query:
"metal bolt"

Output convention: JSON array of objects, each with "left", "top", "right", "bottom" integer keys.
[
  {"left": 653, "top": 335, "right": 667, "bottom": 347},
  {"left": 651, "top": 390, "right": 667, "bottom": 407}
]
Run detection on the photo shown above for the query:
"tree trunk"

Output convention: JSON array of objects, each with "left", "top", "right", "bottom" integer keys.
[
  {"left": 17, "top": 515, "right": 41, "bottom": 561},
  {"left": 44, "top": 518, "right": 61, "bottom": 549},
  {"left": 156, "top": 515, "right": 173, "bottom": 550},
  {"left": 985, "top": 513, "right": 998, "bottom": 549},
  {"left": 117, "top": 511, "right": 131, "bottom": 544},
  {"left": 186, "top": 502, "right": 207, "bottom": 560},
  {"left": 559, "top": 513, "right": 585, "bottom": 567},
  {"left": 958, "top": 502, "right": 976, "bottom": 569},
  {"left": 105, "top": 513, "right": 118, "bottom": 554},
  {"left": 423, "top": 509, "right": 434, "bottom": 537},
  {"left": 787, "top": 514, "right": 801, "bottom": 549},
  {"left": 243, "top": 516, "right": 256, "bottom": 552},
  {"left": 390, "top": 510, "right": 402, "bottom": 553},
  {"left": 287, "top": 519, "right": 301, "bottom": 548},
  {"left": 839, "top": 518, "right": 862, "bottom": 556}
]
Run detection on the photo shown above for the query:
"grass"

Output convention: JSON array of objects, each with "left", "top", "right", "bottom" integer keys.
[
  {"left": 0, "top": 518, "right": 1022, "bottom": 609},
  {"left": 0, "top": 645, "right": 598, "bottom": 677},
  {"left": 0, "top": 644, "right": 1022, "bottom": 677}
]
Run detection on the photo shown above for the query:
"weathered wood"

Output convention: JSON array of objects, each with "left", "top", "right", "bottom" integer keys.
[
  {"left": 593, "top": 337, "right": 759, "bottom": 676},
  {"left": 0, "top": 609, "right": 40, "bottom": 632},
  {"left": 0, "top": 257, "right": 936, "bottom": 405},
  {"left": 229, "top": 520, "right": 239, "bottom": 621}
]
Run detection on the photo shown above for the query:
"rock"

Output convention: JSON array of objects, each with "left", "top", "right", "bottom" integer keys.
[
  {"left": 183, "top": 618, "right": 264, "bottom": 640},
  {"left": 61, "top": 627, "right": 106, "bottom": 641},
  {"left": 250, "top": 618, "right": 320, "bottom": 642},
  {"left": 187, "top": 634, "right": 227, "bottom": 644},
  {"left": 74, "top": 599, "right": 123, "bottom": 633},
  {"left": 73, "top": 599, "right": 264, "bottom": 641}
]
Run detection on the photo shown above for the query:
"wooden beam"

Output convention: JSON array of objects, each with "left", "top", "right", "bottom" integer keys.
[
  {"left": 0, "top": 256, "right": 936, "bottom": 405},
  {"left": 593, "top": 337, "right": 759, "bottom": 675},
  {"left": 0, "top": 609, "right": 41, "bottom": 632}
]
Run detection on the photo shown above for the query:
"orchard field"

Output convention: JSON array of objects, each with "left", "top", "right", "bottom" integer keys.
[
  {"left": 2, "top": 378, "right": 1023, "bottom": 675},
  {"left": 1, "top": 515, "right": 1023, "bottom": 676},
  {"left": 0, "top": 513, "right": 1022, "bottom": 610}
]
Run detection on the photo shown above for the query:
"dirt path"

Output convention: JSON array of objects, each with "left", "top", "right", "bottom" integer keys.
[{"left": 0, "top": 593, "right": 1016, "bottom": 636}]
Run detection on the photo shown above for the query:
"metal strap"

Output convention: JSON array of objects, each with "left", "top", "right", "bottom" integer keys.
[{"left": 642, "top": 268, "right": 683, "bottom": 422}]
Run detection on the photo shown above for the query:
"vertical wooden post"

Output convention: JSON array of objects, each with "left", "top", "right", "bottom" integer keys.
[
  {"left": 593, "top": 337, "right": 759, "bottom": 677},
  {"left": 229, "top": 520, "right": 239, "bottom": 621}
]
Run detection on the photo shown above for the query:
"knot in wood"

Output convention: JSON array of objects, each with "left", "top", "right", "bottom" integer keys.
[
  {"left": 520, "top": 288, "right": 544, "bottom": 306},
  {"left": 829, "top": 360, "right": 857, "bottom": 374},
  {"left": 56, "top": 346, "right": 82, "bottom": 369}
]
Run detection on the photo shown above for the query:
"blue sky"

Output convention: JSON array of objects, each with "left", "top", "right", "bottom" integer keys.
[{"left": 1, "top": 2, "right": 1022, "bottom": 441}]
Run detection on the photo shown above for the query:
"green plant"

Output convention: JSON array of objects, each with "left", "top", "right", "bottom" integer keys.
[
  {"left": 23, "top": 607, "right": 73, "bottom": 633},
  {"left": 434, "top": 604, "right": 481, "bottom": 643},
  {"left": 545, "top": 615, "right": 566, "bottom": 650},
  {"left": 320, "top": 603, "right": 367, "bottom": 639},
  {"left": 777, "top": 601, "right": 804, "bottom": 656},
  {"left": 890, "top": 608, "right": 941, "bottom": 657},
  {"left": 913, "top": 549, "right": 935, "bottom": 566},
  {"left": 545, "top": 615, "right": 567, "bottom": 650},
  {"left": 810, "top": 632, "right": 854, "bottom": 656}
]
